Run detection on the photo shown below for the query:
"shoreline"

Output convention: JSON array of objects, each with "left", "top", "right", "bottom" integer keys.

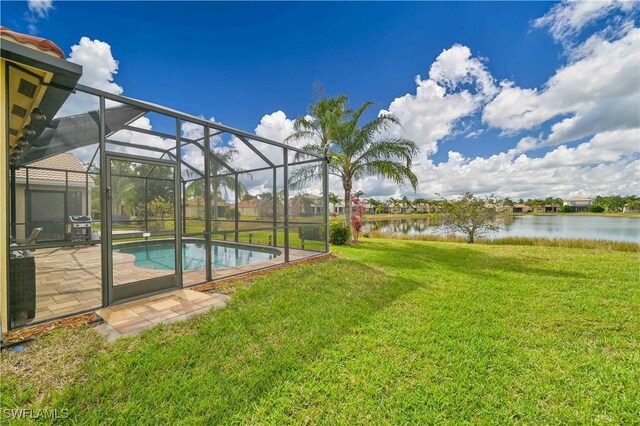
[
  {"left": 363, "top": 212, "right": 640, "bottom": 220},
  {"left": 366, "top": 231, "right": 640, "bottom": 252}
]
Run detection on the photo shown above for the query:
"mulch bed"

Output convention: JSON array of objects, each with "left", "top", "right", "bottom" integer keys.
[
  {"left": 1, "top": 312, "right": 100, "bottom": 347},
  {"left": 192, "top": 253, "right": 337, "bottom": 293}
]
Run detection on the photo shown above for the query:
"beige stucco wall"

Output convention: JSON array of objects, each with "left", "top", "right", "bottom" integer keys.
[{"left": 1, "top": 60, "right": 7, "bottom": 332}]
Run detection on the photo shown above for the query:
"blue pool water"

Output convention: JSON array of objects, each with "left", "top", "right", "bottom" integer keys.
[{"left": 115, "top": 241, "right": 280, "bottom": 270}]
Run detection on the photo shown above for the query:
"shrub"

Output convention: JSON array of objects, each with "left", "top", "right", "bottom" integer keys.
[
  {"left": 329, "top": 220, "right": 350, "bottom": 245},
  {"left": 224, "top": 208, "right": 240, "bottom": 220},
  {"left": 299, "top": 225, "right": 323, "bottom": 241},
  {"left": 591, "top": 205, "right": 605, "bottom": 213},
  {"left": 562, "top": 205, "right": 573, "bottom": 213}
]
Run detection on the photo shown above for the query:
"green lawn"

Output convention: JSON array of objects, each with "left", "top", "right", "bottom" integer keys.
[{"left": 2, "top": 240, "right": 639, "bottom": 424}]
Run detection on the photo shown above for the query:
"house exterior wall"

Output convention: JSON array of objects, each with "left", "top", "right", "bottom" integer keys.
[
  {"left": 1, "top": 60, "right": 7, "bottom": 333},
  {"left": 12, "top": 181, "right": 90, "bottom": 239}
]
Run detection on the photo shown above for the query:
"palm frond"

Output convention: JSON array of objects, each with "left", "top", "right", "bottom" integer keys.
[{"left": 361, "top": 160, "right": 418, "bottom": 191}]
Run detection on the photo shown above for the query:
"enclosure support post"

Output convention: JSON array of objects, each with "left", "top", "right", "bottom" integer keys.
[
  {"left": 283, "top": 148, "right": 289, "bottom": 263},
  {"left": 144, "top": 178, "right": 148, "bottom": 231},
  {"left": 99, "top": 96, "right": 110, "bottom": 306},
  {"left": 323, "top": 156, "right": 329, "bottom": 253},
  {"left": 175, "top": 118, "right": 183, "bottom": 288},
  {"left": 182, "top": 180, "right": 187, "bottom": 234},
  {"left": 234, "top": 173, "right": 239, "bottom": 243},
  {"left": 9, "top": 166, "right": 15, "bottom": 239},
  {"left": 204, "top": 126, "right": 212, "bottom": 282},
  {"left": 272, "top": 167, "right": 277, "bottom": 247}
]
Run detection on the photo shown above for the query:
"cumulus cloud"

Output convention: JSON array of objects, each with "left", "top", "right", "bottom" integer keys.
[
  {"left": 411, "top": 129, "right": 640, "bottom": 199},
  {"left": 68, "top": 37, "right": 123, "bottom": 95},
  {"left": 483, "top": 26, "right": 640, "bottom": 146},
  {"left": 380, "top": 44, "right": 497, "bottom": 157},
  {"left": 533, "top": 0, "right": 638, "bottom": 44},
  {"left": 57, "top": 3, "right": 638, "bottom": 200}
]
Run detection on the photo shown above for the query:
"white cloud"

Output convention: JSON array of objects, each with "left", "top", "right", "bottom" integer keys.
[
  {"left": 483, "top": 27, "right": 640, "bottom": 147},
  {"left": 68, "top": 37, "right": 123, "bottom": 95},
  {"left": 533, "top": 0, "right": 638, "bottom": 44},
  {"left": 381, "top": 44, "right": 497, "bottom": 157},
  {"left": 57, "top": 4, "right": 639, "bottom": 201},
  {"left": 24, "top": 0, "right": 53, "bottom": 34},
  {"left": 28, "top": 0, "right": 53, "bottom": 18},
  {"left": 409, "top": 129, "right": 640, "bottom": 199}
]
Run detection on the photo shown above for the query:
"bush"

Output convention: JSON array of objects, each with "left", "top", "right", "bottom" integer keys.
[
  {"left": 562, "top": 205, "right": 573, "bottom": 213},
  {"left": 299, "top": 225, "right": 323, "bottom": 241},
  {"left": 590, "top": 205, "right": 605, "bottom": 213},
  {"left": 329, "top": 220, "right": 350, "bottom": 245},
  {"left": 224, "top": 208, "right": 240, "bottom": 220}
]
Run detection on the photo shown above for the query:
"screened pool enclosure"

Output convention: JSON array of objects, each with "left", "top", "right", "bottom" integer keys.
[{"left": 6, "top": 83, "right": 329, "bottom": 329}]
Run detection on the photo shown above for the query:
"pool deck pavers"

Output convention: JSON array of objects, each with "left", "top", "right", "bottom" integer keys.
[
  {"left": 95, "top": 289, "right": 230, "bottom": 340},
  {"left": 20, "top": 243, "right": 317, "bottom": 326}
]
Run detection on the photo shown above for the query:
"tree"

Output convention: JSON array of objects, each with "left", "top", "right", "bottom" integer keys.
[
  {"left": 440, "top": 193, "right": 504, "bottom": 243},
  {"left": 286, "top": 95, "right": 418, "bottom": 229},
  {"left": 209, "top": 147, "right": 246, "bottom": 229},
  {"left": 147, "top": 196, "right": 174, "bottom": 230},
  {"left": 401, "top": 195, "right": 413, "bottom": 213},
  {"left": 185, "top": 179, "right": 205, "bottom": 219},
  {"left": 366, "top": 198, "right": 383, "bottom": 215},
  {"left": 387, "top": 197, "right": 402, "bottom": 212},
  {"left": 257, "top": 192, "right": 274, "bottom": 219},
  {"left": 328, "top": 192, "right": 340, "bottom": 215}
]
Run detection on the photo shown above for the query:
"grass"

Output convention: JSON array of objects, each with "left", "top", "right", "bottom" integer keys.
[
  {"left": 2, "top": 239, "right": 639, "bottom": 424},
  {"left": 368, "top": 230, "right": 640, "bottom": 252}
]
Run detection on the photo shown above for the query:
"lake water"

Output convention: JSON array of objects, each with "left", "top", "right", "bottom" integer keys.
[{"left": 363, "top": 215, "right": 640, "bottom": 243}]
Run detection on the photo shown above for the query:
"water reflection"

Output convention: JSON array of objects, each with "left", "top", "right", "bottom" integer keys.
[{"left": 363, "top": 215, "right": 640, "bottom": 242}]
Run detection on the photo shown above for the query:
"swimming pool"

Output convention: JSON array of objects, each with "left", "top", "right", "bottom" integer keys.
[{"left": 114, "top": 240, "right": 280, "bottom": 271}]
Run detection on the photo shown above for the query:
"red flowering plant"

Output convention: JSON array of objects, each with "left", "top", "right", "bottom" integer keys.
[{"left": 350, "top": 194, "right": 365, "bottom": 241}]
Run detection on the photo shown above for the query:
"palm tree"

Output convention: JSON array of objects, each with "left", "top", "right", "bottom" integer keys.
[
  {"left": 328, "top": 192, "right": 340, "bottom": 215},
  {"left": 209, "top": 147, "right": 246, "bottom": 230},
  {"left": 366, "top": 198, "right": 383, "bottom": 215},
  {"left": 286, "top": 96, "right": 418, "bottom": 227},
  {"left": 401, "top": 195, "right": 413, "bottom": 213},
  {"left": 185, "top": 179, "right": 205, "bottom": 219}
]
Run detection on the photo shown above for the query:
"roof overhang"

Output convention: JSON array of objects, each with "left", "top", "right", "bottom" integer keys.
[{"left": 2, "top": 37, "right": 82, "bottom": 153}]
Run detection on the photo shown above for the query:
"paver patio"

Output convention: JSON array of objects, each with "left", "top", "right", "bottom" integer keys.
[
  {"left": 95, "top": 289, "right": 230, "bottom": 338},
  {"left": 19, "top": 243, "right": 319, "bottom": 326}
]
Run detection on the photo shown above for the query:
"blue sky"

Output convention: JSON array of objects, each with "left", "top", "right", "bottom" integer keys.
[{"left": 2, "top": 1, "right": 639, "bottom": 198}]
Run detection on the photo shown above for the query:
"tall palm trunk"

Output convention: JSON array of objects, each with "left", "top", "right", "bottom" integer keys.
[
  {"left": 344, "top": 190, "right": 352, "bottom": 227},
  {"left": 343, "top": 177, "right": 352, "bottom": 227}
]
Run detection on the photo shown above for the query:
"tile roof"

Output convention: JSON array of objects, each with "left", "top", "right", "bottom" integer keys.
[
  {"left": 1, "top": 27, "right": 65, "bottom": 59},
  {"left": 15, "top": 153, "right": 93, "bottom": 184}
]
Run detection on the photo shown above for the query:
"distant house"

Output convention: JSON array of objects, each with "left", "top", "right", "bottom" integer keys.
[
  {"left": 623, "top": 203, "right": 640, "bottom": 213},
  {"left": 14, "top": 153, "right": 94, "bottom": 241},
  {"left": 563, "top": 198, "right": 593, "bottom": 212},
  {"left": 512, "top": 204, "right": 532, "bottom": 213},
  {"left": 413, "top": 202, "right": 431, "bottom": 213},
  {"left": 237, "top": 200, "right": 259, "bottom": 217},
  {"left": 184, "top": 197, "right": 205, "bottom": 219},
  {"left": 332, "top": 200, "right": 375, "bottom": 215},
  {"left": 544, "top": 204, "right": 560, "bottom": 213}
]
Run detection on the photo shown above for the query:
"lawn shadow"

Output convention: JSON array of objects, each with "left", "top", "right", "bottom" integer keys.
[{"left": 51, "top": 256, "right": 429, "bottom": 423}]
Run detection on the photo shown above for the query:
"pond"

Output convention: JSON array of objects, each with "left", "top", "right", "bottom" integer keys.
[{"left": 362, "top": 215, "right": 640, "bottom": 243}]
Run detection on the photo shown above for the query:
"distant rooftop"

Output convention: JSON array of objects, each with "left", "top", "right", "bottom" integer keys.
[{"left": 15, "top": 153, "right": 93, "bottom": 184}]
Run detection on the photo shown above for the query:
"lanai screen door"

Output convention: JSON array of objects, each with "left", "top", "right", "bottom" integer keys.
[{"left": 106, "top": 155, "right": 180, "bottom": 303}]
